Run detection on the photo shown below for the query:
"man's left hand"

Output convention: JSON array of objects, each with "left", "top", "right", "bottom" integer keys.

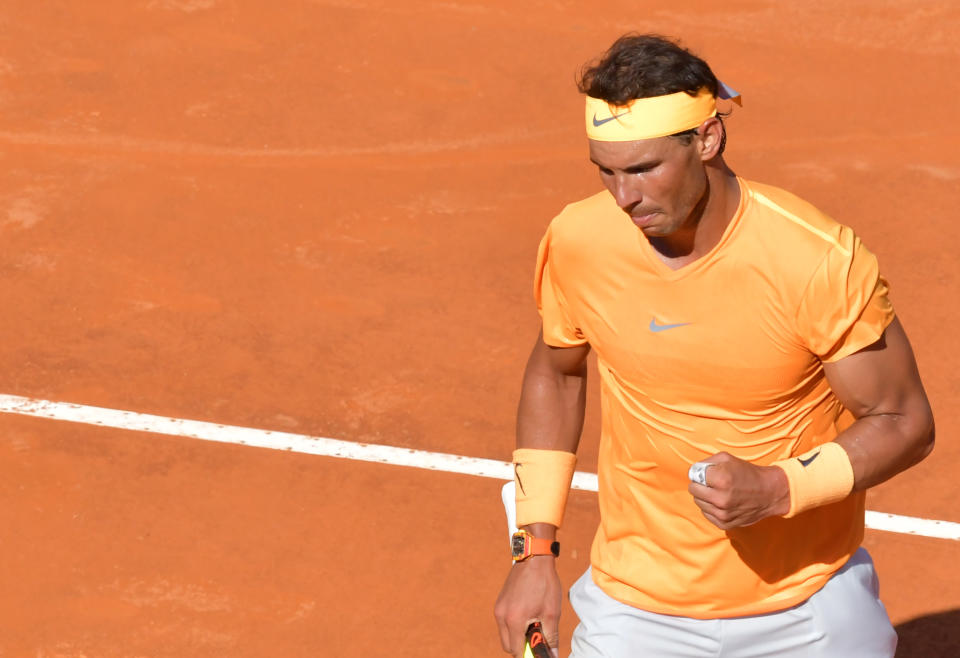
[{"left": 688, "top": 452, "right": 790, "bottom": 529}]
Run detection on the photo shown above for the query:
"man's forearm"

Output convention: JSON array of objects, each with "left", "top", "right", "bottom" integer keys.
[
  {"left": 820, "top": 317, "right": 935, "bottom": 492},
  {"left": 512, "top": 337, "right": 589, "bottom": 536},
  {"left": 836, "top": 409, "right": 935, "bottom": 491},
  {"left": 516, "top": 364, "right": 587, "bottom": 453}
]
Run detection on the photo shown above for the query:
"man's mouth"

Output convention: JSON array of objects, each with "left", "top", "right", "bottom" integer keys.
[{"left": 630, "top": 210, "right": 658, "bottom": 226}]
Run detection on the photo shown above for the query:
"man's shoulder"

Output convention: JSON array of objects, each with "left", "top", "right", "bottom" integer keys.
[
  {"left": 737, "top": 180, "right": 881, "bottom": 305},
  {"left": 740, "top": 179, "right": 868, "bottom": 267},
  {"left": 559, "top": 189, "right": 619, "bottom": 215},
  {"left": 547, "top": 190, "right": 624, "bottom": 241},
  {"left": 743, "top": 180, "right": 849, "bottom": 246}
]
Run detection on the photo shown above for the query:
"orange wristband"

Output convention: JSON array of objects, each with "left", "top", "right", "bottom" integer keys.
[
  {"left": 512, "top": 448, "right": 577, "bottom": 528},
  {"left": 773, "top": 442, "right": 855, "bottom": 518}
]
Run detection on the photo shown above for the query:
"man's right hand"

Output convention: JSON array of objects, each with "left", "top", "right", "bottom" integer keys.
[{"left": 494, "top": 555, "right": 562, "bottom": 657}]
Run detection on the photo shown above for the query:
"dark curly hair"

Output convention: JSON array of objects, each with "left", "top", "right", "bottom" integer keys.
[
  {"left": 577, "top": 34, "right": 727, "bottom": 150},
  {"left": 577, "top": 34, "right": 718, "bottom": 104}
]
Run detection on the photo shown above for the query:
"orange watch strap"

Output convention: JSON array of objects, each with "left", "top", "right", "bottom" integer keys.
[
  {"left": 527, "top": 536, "right": 556, "bottom": 557},
  {"left": 512, "top": 530, "right": 560, "bottom": 562}
]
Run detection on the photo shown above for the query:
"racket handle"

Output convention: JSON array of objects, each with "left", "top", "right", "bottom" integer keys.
[{"left": 524, "top": 621, "right": 552, "bottom": 658}]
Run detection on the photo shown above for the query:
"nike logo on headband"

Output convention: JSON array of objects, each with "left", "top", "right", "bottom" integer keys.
[{"left": 592, "top": 111, "right": 629, "bottom": 127}]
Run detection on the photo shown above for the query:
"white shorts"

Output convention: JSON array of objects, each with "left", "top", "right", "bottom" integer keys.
[{"left": 570, "top": 548, "right": 896, "bottom": 657}]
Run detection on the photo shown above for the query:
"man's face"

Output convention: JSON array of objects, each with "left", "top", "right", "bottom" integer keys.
[{"left": 588, "top": 134, "right": 708, "bottom": 238}]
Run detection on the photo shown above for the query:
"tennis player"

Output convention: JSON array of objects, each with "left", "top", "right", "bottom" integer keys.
[{"left": 494, "top": 34, "right": 934, "bottom": 657}]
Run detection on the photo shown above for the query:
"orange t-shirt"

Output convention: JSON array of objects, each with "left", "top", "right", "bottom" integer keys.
[{"left": 535, "top": 177, "right": 895, "bottom": 618}]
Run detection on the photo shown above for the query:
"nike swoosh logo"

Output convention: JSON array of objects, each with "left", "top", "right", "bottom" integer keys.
[
  {"left": 515, "top": 463, "right": 526, "bottom": 495},
  {"left": 592, "top": 111, "right": 629, "bottom": 127},
  {"left": 649, "top": 318, "right": 692, "bottom": 333},
  {"left": 798, "top": 451, "right": 821, "bottom": 468}
]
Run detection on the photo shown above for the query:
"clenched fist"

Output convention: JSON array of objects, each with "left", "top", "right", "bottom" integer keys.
[{"left": 688, "top": 452, "right": 790, "bottom": 529}]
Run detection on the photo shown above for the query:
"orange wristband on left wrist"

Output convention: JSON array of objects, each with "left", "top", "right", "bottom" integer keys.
[{"left": 773, "top": 442, "right": 855, "bottom": 518}]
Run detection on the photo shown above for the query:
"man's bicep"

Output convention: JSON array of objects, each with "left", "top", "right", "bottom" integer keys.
[
  {"left": 822, "top": 317, "right": 930, "bottom": 422},
  {"left": 531, "top": 329, "right": 590, "bottom": 377}
]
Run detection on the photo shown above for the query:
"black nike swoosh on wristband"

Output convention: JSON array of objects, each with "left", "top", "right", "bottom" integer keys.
[
  {"left": 515, "top": 463, "right": 526, "bottom": 495},
  {"left": 798, "top": 451, "right": 821, "bottom": 468}
]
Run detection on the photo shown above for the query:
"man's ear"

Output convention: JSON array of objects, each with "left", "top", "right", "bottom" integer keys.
[{"left": 696, "top": 117, "right": 725, "bottom": 161}]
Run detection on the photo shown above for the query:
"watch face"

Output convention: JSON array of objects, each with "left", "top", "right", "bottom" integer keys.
[{"left": 512, "top": 534, "right": 526, "bottom": 557}]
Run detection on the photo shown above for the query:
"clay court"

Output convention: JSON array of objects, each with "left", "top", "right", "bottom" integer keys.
[{"left": 0, "top": 1, "right": 958, "bottom": 656}]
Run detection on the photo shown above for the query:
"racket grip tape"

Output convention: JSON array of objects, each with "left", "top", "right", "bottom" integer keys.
[{"left": 523, "top": 621, "right": 552, "bottom": 658}]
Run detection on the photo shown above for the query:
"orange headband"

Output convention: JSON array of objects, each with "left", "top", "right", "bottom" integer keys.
[{"left": 585, "top": 82, "right": 741, "bottom": 142}]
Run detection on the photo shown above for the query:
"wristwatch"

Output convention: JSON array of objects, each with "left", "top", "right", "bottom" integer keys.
[{"left": 511, "top": 529, "right": 560, "bottom": 563}]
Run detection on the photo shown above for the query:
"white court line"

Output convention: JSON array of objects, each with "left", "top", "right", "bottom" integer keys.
[{"left": 0, "top": 393, "right": 957, "bottom": 541}]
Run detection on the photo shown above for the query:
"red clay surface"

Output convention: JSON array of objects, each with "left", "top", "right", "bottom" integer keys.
[{"left": 0, "top": 1, "right": 958, "bottom": 656}]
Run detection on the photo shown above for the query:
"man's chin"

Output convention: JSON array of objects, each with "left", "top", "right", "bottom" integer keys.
[{"left": 635, "top": 222, "right": 669, "bottom": 236}]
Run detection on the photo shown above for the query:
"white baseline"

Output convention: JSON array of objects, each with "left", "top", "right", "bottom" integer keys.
[{"left": 0, "top": 393, "right": 955, "bottom": 541}]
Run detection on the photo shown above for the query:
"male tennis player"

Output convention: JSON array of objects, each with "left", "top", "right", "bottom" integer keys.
[{"left": 494, "top": 34, "right": 934, "bottom": 657}]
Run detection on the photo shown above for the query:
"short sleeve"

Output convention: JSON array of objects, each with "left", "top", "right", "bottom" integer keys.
[
  {"left": 796, "top": 226, "right": 895, "bottom": 362},
  {"left": 534, "top": 223, "right": 588, "bottom": 347}
]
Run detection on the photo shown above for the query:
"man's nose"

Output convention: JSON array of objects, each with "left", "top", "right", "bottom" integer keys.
[{"left": 612, "top": 175, "right": 641, "bottom": 210}]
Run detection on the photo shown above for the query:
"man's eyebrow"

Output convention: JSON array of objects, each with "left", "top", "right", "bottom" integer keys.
[{"left": 590, "top": 158, "right": 659, "bottom": 171}]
